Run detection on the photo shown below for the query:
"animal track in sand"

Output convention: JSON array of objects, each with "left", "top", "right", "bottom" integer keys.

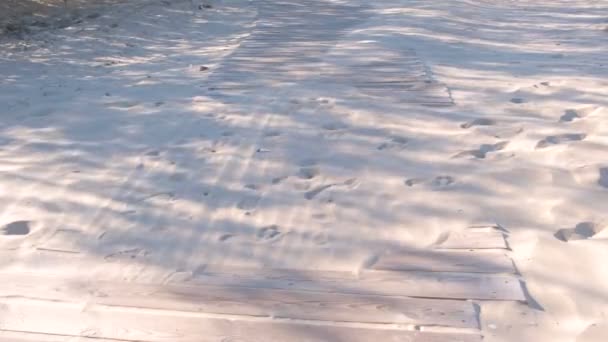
[
  {"left": 257, "top": 225, "right": 282, "bottom": 242},
  {"left": 536, "top": 133, "right": 586, "bottom": 149},
  {"left": 454, "top": 141, "right": 508, "bottom": 159},
  {"left": 461, "top": 118, "right": 497, "bottom": 129},
  {"left": 377, "top": 136, "right": 409, "bottom": 151},
  {"left": 1, "top": 221, "right": 30, "bottom": 236}
]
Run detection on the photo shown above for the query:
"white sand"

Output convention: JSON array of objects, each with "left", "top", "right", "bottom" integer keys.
[{"left": 1, "top": 0, "right": 607, "bottom": 341}]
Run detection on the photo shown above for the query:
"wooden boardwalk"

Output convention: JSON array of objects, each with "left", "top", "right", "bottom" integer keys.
[
  {"left": 0, "top": 225, "right": 525, "bottom": 341},
  {"left": 205, "top": 0, "right": 453, "bottom": 106},
  {"left": 0, "top": 1, "right": 525, "bottom": 341}
]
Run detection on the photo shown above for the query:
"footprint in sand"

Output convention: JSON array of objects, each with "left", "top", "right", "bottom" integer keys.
[
  {"left": 105, "top": 101, "right": 141, "bottom": 109},
  {"left": 405, "top": 176, "right": 455, "bottom": 188},
  {"left": 138, "top": 191, "right": 175, "bottom": 203},
  {"left": 377, "top": 136, "right": 409, "bottom": 151},
  {"left": 263, "top": 130, "right": 281, "bottom": 138},
  {"left": 169, "top": 172, "right": 188, "bottom": 182},
  {"left": 404, "top": 178, "right": 425, "bottom": 187},
  {"left": 321, "top": 122, "right": 348, "bottom": 139},
  {"left": 245, "top": 183, "right": 263, "bottom": 191},
  {"left": 145, "top": 150, "right": 161, "bottom": 157},
  {"left": 536, "top": 133, "right": 586, "bottom": 149},
  {"left": 1, "top": 221, "right": 31, "bottom": 236},
  {"left": 454, "top": 141, "right": 509, "bottom": 159},
  {"left": 104, "top": 248, "right": 149, "bottom": 260},
  {"left": 313, "top": 233, "right": 330, "bottom": 245},
  {"left": 554, "top": 222, "right": 604, "bottom": 242},
  {"left": 483, "top": 126, "right": 524, "bottom": 139},
  {"left": 271, "top": 176, "right": 288, "bottom": 185},
  {"left": 298, "top": 166, "right": 320, "bottom": 180},
  {"left": 298, "top": 158, "right": 318, "bottom": 167},
  {"left": 237, "top": 195, "right": 261, "bottom": 211},
  {"left": 461, "top": 118, "right": 497, "bottom": 129},
  {"left": 218, "top": 234, "right": 234, "bottom": 242},
  {"left": 431, "top": 175, "right": 456, "bottom": 187},
  {"left": 599, "top": 167, "right": 608, "bottom": 188},
  {"left": 257, "top": 225, "right": 282, "bottom": 242},
  {"left": 305, "top": 185, "right": 333, "bottom": 200},
  {"left": 560, "top": 106, "right": 599, "bottom": 123},
  {"left": 304, "top": 178, "right": 359, "bottom": 200},
  {"left": 322, "top": 122, "right": 348, "bottom": 131}
]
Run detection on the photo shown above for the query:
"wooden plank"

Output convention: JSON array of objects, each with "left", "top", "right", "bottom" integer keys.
[
  {"left": 0, "top": 331, "right": 126, "bottom": 342},
  {"left": 0, "top": 273, "right": 478, "bottom": 328},
  {"left": 0, "top": 299, "right": 482, "bottom": 342},
  {"left": 361, "top": 91, "right": 452, "bottom": 103},
  {"left": 191, "top": 266, "right": 526, "bottom": 301},
  {"left": 435, "top": 231, "right": 507, "bottom": 250},
  {"left": 372, "top": 249, "right": 515, "bottom": 273}
]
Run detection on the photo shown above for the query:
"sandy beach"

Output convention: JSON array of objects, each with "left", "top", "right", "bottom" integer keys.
[{"left": 1, "top": 0, "right": 607, "bottom": 340}]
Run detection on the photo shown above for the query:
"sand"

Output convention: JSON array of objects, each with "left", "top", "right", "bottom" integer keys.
[{"left": 1, "top": 0, "right": 607, "bottom": 341}]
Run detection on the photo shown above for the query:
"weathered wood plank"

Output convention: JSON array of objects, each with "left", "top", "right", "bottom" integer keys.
[
  {"left": 0, "top": 273, "right": 478, "bottom": 328},
  {"left": 435, "top": 231, "right": 508, "bottom": 250},
  {"left": 372, "top": 249, "right": 515, "bottom": 273},
  {"left": 0, "top": 299, "right": 482, "bottom": 342},
  {"left": 191, "top": 266, "right": 526, "bottom": 301},
  {"left": 0, "top": 331, "right": 126, "bottom": 342}
]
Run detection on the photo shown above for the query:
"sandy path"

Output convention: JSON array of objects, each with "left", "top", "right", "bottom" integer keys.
[{"left": 1, "top": 0, "right": 607, "bottom": 341}]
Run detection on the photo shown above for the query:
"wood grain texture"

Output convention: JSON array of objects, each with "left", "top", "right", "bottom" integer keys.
[
  {"left": 0, "top": 331, "right": 129, "bottom": 342},
  {"left": 372, "top": 249, "right": 515, "bottom": 273},
  {"left": 0, "top": 272, "right": 478, "bottom": 328},
  {"left": 191, "top": 266, "right": 526, "bottom": 301},
  {"left": 205, "top": 0, "right": 453, "bottom": 107},
  {"left": 435, "top": 231, "right": 508, "bottom": 249},
  {"left": 0, "top": 298, "right": 483, "bottom": 342}
]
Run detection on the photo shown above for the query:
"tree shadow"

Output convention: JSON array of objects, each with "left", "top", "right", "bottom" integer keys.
[{"left": 2, "top": 0, "right": 605, "bottom": 340}]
